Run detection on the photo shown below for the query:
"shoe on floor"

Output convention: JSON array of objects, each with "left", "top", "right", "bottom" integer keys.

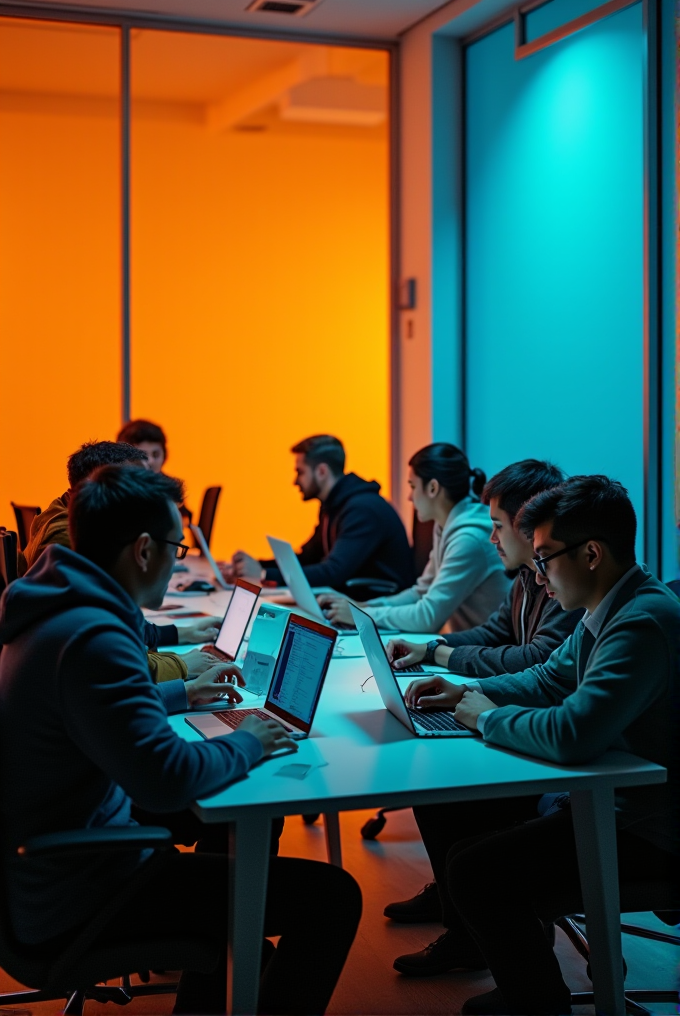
[
  {"left": 393, "top": 930, "right": 488, "bottom": 976},
  {"left": 461, "top": 987, "right": 572, "bottom": 1015},
  {"left": 384, "top": 881, "right": 443, "bottom": 923}
]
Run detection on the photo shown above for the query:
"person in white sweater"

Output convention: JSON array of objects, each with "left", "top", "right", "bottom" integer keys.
[{"left": 318, "top": 443, "right": 509, "bottom": 633}]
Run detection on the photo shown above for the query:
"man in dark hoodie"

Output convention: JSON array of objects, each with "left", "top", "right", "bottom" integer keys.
[
  {"left": 232, "top": 434, "right": 414, "bottom": 595},
  {"left": 0, "top": 465, "right": 361, "bottom": 1015}
]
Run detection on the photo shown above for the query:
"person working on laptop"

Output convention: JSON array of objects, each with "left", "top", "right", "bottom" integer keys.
[
  {"left": 383, "top": 459, "right": 585, "bottom": 925},
  {"left": 318, "top": 443, "right": 508, "bottom": 632},
  {"left": 0, "top": 465, "right": 362, "bottom": 1016},
  {"left": 390, "top": 476, "right": 678, "bottom": 1016},
  {"left": 117, "top": 418, "right": 168, "bottom": 473},
  {"left": 19, "top": 441, "right": 219, "bottom": 683},
  {"left": 231, "top": 434, "right": 414, "bottom": 596}
]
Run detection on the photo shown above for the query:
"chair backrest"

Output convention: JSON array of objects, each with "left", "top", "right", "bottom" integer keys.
[
  {"left": 666, "top": 579, "right": 680, "bottom": 600},
  {"left": 10, "top": 503, "right": 41, "bottom": 552},
  {"left": 0, "top": 530, "right": 19, "bottom": 593},
  {"left": 196, "top": 487, "right": 222, "bottom": 552},
  {"left": 412, "top": 510, "right": 434, "bottom": 577}
]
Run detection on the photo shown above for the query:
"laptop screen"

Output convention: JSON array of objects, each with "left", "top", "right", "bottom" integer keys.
[
  {"left": 265, "top": 614, "right": 336, "bottom": 734},
  {"left": 214, "top": 579, "right": 261, "bottom": 661}
]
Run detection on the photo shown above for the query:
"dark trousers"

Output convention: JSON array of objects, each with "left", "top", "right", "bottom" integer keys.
[
  {"left": 414, "top": 800, "right": 675, "bottom": 1015},
  {"left": 132, "top": 806, "right": 285, "bottom": 856},
  {"left": 96, "top": 849, "right": 361, "bottom": 1015}
]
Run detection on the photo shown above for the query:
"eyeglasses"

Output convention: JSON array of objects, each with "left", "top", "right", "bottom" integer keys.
[
  {"left": 153, "top": 537, "right": 190, "bottom": 560},
  {"left": 533, "top": 540, "right": 589, "bottom": 577}
]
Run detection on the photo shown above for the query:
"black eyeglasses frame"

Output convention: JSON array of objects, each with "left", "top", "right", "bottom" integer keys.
[{"left": 533, "top": 539, "right": 589, "bottom": 577}]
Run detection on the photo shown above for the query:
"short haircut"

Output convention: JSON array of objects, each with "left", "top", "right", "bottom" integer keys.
[
  {"left": 409, "top": 443, "right": 486, "bottom": 503},
  {"left": 517, "top": 475, "right": 637, "bottom": 565},
  {"left": 117, "top": 419, "right": 167, "bottom": 454},
  {"left": 482, "top": 459, "right": 565, "bottom": 522},
  {"left": 67, "top": 441, "right": 147, "bottom": 488},
  {"left": 291, "top": 435, "right": 345, "bottom": 477},
  {"left": 70, "top": 464, "right": 185, "bottom": 572}
]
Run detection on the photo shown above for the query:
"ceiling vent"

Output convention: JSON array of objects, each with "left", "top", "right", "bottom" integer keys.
[{"left": 246, "top": 0, "right": 322, "bottom": 15}]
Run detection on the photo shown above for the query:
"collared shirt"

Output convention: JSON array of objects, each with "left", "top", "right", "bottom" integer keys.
[{"left": 476, "top": 563, "right": 641, "bottom": 735}]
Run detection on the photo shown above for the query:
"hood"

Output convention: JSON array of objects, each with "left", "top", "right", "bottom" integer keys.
[
  {"left": 0, "top": 544, "right": 142, "bottom": 645},
  {"left": 444, "top": 496, "right": 494, "bottom": 534},
  {"left": 322, "top": 472, "right": 381, "bottom": 512}
]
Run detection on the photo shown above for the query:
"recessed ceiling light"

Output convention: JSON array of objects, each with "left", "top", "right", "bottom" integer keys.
[{"left": 246, "top": 0, "right": 323, "bottom": 16}]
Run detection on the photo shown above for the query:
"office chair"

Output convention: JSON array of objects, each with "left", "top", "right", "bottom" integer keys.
[
  {"left": 345, "top": 510, "right": 435, "bottom": 604},
  {"left": 193, "top": 487, "right": 222, "bottom": 552},
  {"left": 555, "top": 879, "right": 680, "bottom": 1013},
  {"left": 0, "top": 530, "right": 18, "bottom": 593},
  {"left": 0, "top": 826, "right": 219, "bottom": 1015},
  {"left": 10, "top": 504, "right": 40, "bottom": 552}
]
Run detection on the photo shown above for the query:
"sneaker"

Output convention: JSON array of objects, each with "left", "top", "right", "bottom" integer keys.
[
  {"left": 384, "top": 881, "right": 442, "bottom": 923},
  {"left": 393, "top": 930, "right": 488, "bottom": 976}
]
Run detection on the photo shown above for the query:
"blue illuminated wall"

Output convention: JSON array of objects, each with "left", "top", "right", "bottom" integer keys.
[{"left": 464, "top": 1, "right": 645, "bottom": 556}]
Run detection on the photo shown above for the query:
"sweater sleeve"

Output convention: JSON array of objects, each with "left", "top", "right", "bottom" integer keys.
[
  {"left": 363, "top": 531, "right": 491, "bottom": 634},
  {"left": 157, "top": 679, "right": 189, "bottom": 714},
  {"left": 262, "top": 525, "right": 324, "bottom": 585},
  {"left": 147, "top": 651, "right": 188, "bottom": 683},
  {"left": 59, "top": 626, "right": 263, "bottom": 813},
  {"left": 288, "top": 503, "right": 386, "bottom": 589},
  {"left": 480, "top": 630, "right": 581, "bottom": 708},
  {"left": 143, "top": 621, "right": 179, "bottom": 650},
  {"left": 481, "top": 616, "right": 670, "bottom": 765}
]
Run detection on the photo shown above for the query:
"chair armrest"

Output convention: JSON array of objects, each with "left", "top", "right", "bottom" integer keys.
[
  {"left": 346, "top": 578, "right": 399, "bottom": 598},
  {"left": 18, "top": 826, "right": 173, "bottom": 858}
]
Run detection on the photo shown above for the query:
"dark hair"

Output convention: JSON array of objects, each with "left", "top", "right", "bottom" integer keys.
[
  {"left": 482, "top": 459, "right": 565, "bottom": 522},
  {"left": 67, "top": 441, "right": 147, "bottom": 488},
  {"left": 409, "top": 443, "right": 485, "bottom": 503},
  {"left": 517, "top": 475, "right": 637, "bottom": 565},
  {"left": 69, "top": 464, "right": 185, "bottom": 572},
  {"left": 117, "top": 419, "right": 167, "bottom": 455},
  {"left": 291, "top": 435, "right": 345, "bottom": 477}
]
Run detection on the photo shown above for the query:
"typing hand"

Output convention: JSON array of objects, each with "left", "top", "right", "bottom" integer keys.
[
  {"left": 317, "top": 594, "right": 354, "bottom": 627},
  {"left": 404, "top": 675, "right": 463, "bottom": 710},
  {"left": 238, "top": 715, "right": 298, "bottom": 757},
  {"left": 386, "top": 638, "right": 426, "bottom": 668},
  {"left": 186, "top": 664, "right": 245, "bottom": 707},
  {"left": 232, "top": 550, "right": 265, "bottom": 583},
  {"left": 454, "top": 690, "right": 497, "bottom": 732},
  {"left": 177, "top": 616, "right": 221, "bottom": 645},
  {"left": 184, "top": 648, "right": 221, "bottom": 677}
]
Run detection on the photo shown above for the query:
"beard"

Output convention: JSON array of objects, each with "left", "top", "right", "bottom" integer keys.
[{"left": 300, "top": 478, "right": 321, "bottom": 501}]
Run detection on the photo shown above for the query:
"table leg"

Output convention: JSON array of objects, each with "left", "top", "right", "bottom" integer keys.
[
  {"left": 570, "top": 787, "right": 624, "bottom": 1016},
  {"left": 227, "top": 814, "right": 272, "bottom": 1016},
  {"left": 323, "top": 812, "right": 343, "bottom": 867}
]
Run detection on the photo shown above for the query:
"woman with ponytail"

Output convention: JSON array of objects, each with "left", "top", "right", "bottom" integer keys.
[{"left": 319, "top": 443, "right": 508, "bottom": 633}]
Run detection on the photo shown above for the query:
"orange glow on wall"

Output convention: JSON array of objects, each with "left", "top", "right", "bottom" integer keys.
[{"left": 0, "top": 22, "right": 390, "bottom": 564}]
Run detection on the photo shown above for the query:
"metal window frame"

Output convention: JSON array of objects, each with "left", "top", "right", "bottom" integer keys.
[
  {"left": 459, "top": 0, "right": 664, "bottom": 574},
  {"left": 0, "top": 1, "right": 400, "bottom": 491}
]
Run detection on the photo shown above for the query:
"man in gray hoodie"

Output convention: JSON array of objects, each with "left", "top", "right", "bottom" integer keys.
[
  {"left": 0, "top": 465, "right": 361, "bottom": 1015},
  {"left": 393, "top": 476, "right": 678, "bottom": 1016}
]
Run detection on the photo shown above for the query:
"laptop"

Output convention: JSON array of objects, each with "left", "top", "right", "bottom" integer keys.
[
  {"left": 266, "top": 535, "right": 357, "bottom": 634},
  {"left": 349, "top": 604, "right": 474, "bottom": 738},
  {"left": 186, "top": 612, "right": 337, "bottom": 741},
  {"left": 189, "top": 524, "right": 233, "bottom": 592},
  {"left": 201, "top": 578, "right": 261, "bottom": 664}
]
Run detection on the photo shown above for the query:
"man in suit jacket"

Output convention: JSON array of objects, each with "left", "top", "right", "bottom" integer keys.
[{"left": 392, "top": 476, "right": 678, "bottom": 1016}]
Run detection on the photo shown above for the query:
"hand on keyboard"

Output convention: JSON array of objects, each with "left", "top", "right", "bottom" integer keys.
[{"left": 238, "top": 715, "right": 298, "bottom": 757}]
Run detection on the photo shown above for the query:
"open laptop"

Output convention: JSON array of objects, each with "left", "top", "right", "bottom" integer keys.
[
  {"left": 186, "top": 612, "right": 337, "bottom": 741},
  {"left": 189, "top": 524, "right": 233, "bottom": 592},
  {"left": 201, "top": 578, "right": 261, "bottom": 664},
  {"left": 349, "top": 604, "right": 474, "bottom": 738},
  {"left": 266, "top": 535, "right": 357, "bottom": 634}
]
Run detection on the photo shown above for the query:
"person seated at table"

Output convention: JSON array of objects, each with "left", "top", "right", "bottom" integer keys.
[
  {"left": 117, "top": 417, "right": 167, "bottom": 473},
  {"left": 20, "top": 440, "right": 218, "bottom": 683},
  {"left": 0, "top": 465, "right": 362, "bottom": 1016},
  {"left": 232, "top": 434, "right": 414, "bottom": 596},
  {"left": 318, "top": 443, "right": 509, "bottom": 633},
  {"left": 389, "top": 475, "right": 678, "bottom": 1016},
  {"left": 382, "top": 459, "right": 586, "bottom": 924}
]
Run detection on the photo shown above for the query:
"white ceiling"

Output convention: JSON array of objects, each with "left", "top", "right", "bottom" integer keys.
[{"left": 2, "top": 0, "right": 457, "bottom": 40}]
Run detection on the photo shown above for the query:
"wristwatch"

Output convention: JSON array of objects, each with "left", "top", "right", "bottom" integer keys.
[{"left": 424, "top": 637, "right": 445, "bottom": 665}]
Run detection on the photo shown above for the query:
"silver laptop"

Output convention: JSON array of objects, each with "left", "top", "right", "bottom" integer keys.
[
  {"left": 186, "top": 612, "right": 337, "bottom": 741},
  {"left": 189, "top": 524, "right": 233, "bottom": 592},
  {"left": 201, "top": 578, "right": 261, "bottom": 664},
  {"left": 349, "top": 604, "right": 474, "bottom": 738},
  {"left": 266, "top": 535, "right": 357, "bottom": 634}
]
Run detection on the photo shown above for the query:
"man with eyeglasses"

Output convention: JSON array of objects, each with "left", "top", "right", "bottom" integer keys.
[{"left": 389, "top": 475, "right": 678, "bottom": 1016}]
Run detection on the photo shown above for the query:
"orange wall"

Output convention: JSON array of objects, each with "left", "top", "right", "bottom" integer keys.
[{"left": 131, "top": 114, "right": 390, "bottom": 560}]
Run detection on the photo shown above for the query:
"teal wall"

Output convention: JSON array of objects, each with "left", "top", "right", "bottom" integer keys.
[{"left": 463, "top": 2, "right": 646, "bottom": 559}]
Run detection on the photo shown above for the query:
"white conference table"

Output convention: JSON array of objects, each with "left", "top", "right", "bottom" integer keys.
[{"left": 156, "top": 564, "right": 667, "bottom": 1016}]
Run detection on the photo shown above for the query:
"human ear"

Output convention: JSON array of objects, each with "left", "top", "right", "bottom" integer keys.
[
  {"left": 586, "top": 541, "right": 604, "bottom": 571},
  {"left": 133, "top": 533, "right": 153, "bottom": 573}
]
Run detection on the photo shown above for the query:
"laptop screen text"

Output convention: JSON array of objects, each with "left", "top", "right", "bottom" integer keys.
[{"left": 266, "top": 620, "right": 334, "bottom": 730}]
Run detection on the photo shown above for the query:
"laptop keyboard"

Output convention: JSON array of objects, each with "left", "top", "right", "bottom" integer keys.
[
  {"left": 214, "top": 708, "right": 295, "bottom": 734},
  {"left": 408, "top": 707, "right": 468, "bottom": 733},
  {"left": 394, "top": 663, "right": 424, "bottom": 674}
]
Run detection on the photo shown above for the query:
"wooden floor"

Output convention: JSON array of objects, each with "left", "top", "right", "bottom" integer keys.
[{"left": 1, "top": 807, "right": 677, "bottom": 1014}]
